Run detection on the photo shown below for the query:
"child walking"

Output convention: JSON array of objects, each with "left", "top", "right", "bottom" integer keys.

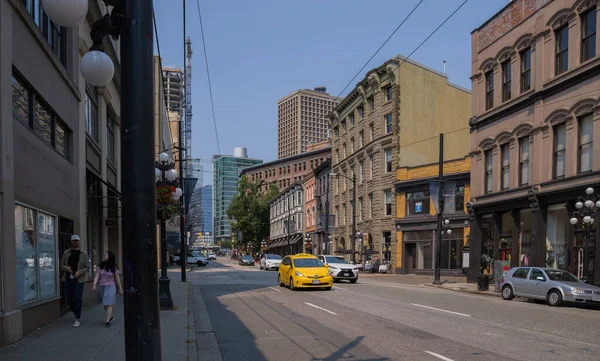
[{"left": 93, "top": 251, "right": 123, "bottom": 327}]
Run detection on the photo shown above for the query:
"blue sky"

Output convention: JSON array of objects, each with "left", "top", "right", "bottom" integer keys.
[{"left": 154, "top": 0, "right": 509, "bottom": 184}]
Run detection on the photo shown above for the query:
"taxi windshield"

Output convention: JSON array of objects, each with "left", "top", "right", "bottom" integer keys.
[{"left": 293, "top": 258, "right": 324, "bottom": 268}]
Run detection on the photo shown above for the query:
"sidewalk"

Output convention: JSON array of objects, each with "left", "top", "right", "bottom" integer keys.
[
  {"left": 0, "top": 270, "right": 195, "bottom": 361},
  {"left": 425, "top": 281, "right": 501, "bottom": 297}
]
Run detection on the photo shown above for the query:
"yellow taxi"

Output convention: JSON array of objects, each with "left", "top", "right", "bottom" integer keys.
[{"left": 278, "top": 253, "right": 333, "bottom": 291}]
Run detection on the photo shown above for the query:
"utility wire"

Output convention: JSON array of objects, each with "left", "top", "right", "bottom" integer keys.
[
  {"left": 195, "top": 0, "right": 221, "bottom": 154},
  {"left": 153, "top": 9, "right": 177, "bottom": 151},
  {"left": 336, "top": 0, "right": 425, "bottom": 98}
]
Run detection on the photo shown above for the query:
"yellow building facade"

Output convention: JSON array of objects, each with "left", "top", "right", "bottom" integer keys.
[{"left": 395, "top": 157, "right": 471, "bottom": 275}]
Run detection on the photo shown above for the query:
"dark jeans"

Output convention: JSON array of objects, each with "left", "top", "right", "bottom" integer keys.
[{"left": 65, "top": 279, "right": 84, "bottom": 320}]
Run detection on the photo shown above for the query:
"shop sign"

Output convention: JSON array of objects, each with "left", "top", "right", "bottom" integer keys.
[{"left": 415, "top": 202, "right": 423, "bottom": 213}]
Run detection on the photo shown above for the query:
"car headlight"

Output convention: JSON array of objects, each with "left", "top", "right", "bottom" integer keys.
[
  {"left": 572, "top": 288, "right": 585, "bottom": 294},
  {"left": 329, "top": 265, "right": 339, "bottom": 270},
  {"left": 295, "top": 271, "right": 303, "bottom": 277}
]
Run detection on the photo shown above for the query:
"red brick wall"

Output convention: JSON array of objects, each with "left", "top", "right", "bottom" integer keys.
[{"left": 477, "top": 0, "right": 549, "bottom": 51}]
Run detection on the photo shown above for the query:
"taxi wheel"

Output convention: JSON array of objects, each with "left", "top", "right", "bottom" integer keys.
[
  {"left": 289, "top": 277, "right": 296, "bottom": 291},
  {"left": 324, "top": 287, "right": 332, "bottom": 291},
  {"left": 278, "top": 274, "right": 284, "bottom": 287}
]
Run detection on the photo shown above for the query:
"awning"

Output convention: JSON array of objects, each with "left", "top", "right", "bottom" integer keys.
[{"left": 268, "top": 234, "right": 302, "bottom": 249}]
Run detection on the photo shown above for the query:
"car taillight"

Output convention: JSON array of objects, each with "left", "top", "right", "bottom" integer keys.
[{"left": 501, "top": 277, "right": 504, "bottom": 283}]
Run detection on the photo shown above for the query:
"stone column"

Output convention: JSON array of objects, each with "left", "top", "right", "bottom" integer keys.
[{"left": 528, "top": 188, "right": 547, "bottom": 267}]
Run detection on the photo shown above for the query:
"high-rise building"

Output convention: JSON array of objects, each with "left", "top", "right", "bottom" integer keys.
[
  {"left": 213, "top": 148, "right": 262, "bottom": 243},
  {"left": 187, "top": 159, "right": 204, "bottom": 234},
  {"left": 201, "top": 185, "right": 213, "bottom": 235},
  {"left": 162, "top": 67, "right": 184, "bottom": 113},
  {"left": 278, "top": 87, "right": 339, "bottom": 159}
]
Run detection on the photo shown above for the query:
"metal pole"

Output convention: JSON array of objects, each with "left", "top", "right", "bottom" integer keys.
[
  {"left": 351, "top": 173, "right": 357, "bottom": 264},
  {"left": 434, "top": 133, "right": 444, "bottom": 285},
  {"left": 121, "top": 0, "right": 161, "bottom": 358},
  {"left": 179, "top": 0, "right": 187, "bottom": 282},
  {"left": 583, "top": 225, "right": 590, "bottom": 281},
  {"left": 158, "top": 207, "right": 173, "bottom": 309}
]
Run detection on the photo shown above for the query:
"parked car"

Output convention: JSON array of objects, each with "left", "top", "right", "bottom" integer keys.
[
  {"left": 39, "top": 253, "right": 53, "bottom": 269},
  {"left": 239, "top": 255, "right": 254, "bottom": 266},
  {"left": 501, "top": 267, "right": 600, "bottom": 307},
  {"left": 207, "top": 253, "right": 217, "bottom": 260},
  {"left": 175, "top": 252, "right": 208, "bottom": 267},
  {"left": 318, "top": 255, "right": 359, "bottom": 283},
  {"left": 260, "top": 254, "right": 282, "bottom": 270},
  {"left": 278, "top": 253, "right": 333, "bottom": 291}
]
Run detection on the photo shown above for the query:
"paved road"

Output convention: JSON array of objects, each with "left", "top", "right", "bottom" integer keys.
[{"left": 189, "top": 258, "right": 600, "bottom": 361}]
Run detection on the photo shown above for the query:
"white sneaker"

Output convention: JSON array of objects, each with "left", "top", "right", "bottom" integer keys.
[{"left": 73, "top": 320, "right": 80, "bottom": 327}]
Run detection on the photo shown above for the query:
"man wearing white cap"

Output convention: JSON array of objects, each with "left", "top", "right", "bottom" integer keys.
[{"left": 60, "top": 234, "right": 90, "bottom": 327}]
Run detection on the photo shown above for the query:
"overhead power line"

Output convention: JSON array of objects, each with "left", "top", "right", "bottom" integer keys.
[
  {"left": 195, "top": 0, "right": 221, "bottom": 154},
  {"left": 336, "top": 0, "right": 425, "bottom": 98}
]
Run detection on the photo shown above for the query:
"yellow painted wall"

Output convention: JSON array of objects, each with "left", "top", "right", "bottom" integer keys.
[
  {"left": 396, "top": 231, "right": 403, "bottom": 269},
  {"left": 397, "top": 157, "right": 471, "bottom": 181},
  {"left": 396, "top": 193, "right": 406, "bottom": 218},
  {"left": 395, "top": 62, "right": 472, "bottom": 168},
  {"left": 464, "top": 226, "right": 470, "bottom": 246}
]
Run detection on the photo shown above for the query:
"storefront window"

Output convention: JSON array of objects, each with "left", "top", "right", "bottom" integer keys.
[
  {"left": 15, "top": 205, "right": 57, "bottom": 304},
  {"left": 499, "top": 212, "right": 513, "bottom": 262},
  {"left": 382, "top": 232, "right": 392, "bottom": 261},
  {"left": 404, "top": 230, "right": 434, "bottom": 269},
  {"left": 406, "top": 190, "right": 430, "bottom": 215},
  {"left": 480, "top": 215, "right": 495, "bottom": 273},
  {"left": 546, "top": 204, "right": 569, "bottom": 270},
  {"left": 519, "top": 209, "right": 533, "bottom": 266},
  {"left": 440, "top": 229, "right": 464, "bottom": 269}
]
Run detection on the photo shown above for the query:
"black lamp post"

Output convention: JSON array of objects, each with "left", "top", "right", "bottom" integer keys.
[
  {"left": 569, "top": 187, "right": 600, "bottom": 282},
  {"left": 155, "top": 152, "right": 182, "bottom": 310},
  {"left": 304, "top": 234, "right": 312, "bottom": 253},
  {"left": 330, "top": 171, "right": 357, "bottom": 263}
]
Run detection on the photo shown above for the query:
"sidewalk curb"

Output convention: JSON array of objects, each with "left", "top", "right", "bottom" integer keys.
[
  {"left": 191, "top": 285, "right": 224, "bottom": 361},
  {"left": 424, "top": 283, "right": 502, "bottom": 298},
  {"left": 187, "top": 282, "right": 198, "bottom": 361}
]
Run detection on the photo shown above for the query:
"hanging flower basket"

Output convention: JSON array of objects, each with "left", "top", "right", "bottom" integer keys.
[{"left": 156, "top": 185, "right": 179, "bottom": 221}]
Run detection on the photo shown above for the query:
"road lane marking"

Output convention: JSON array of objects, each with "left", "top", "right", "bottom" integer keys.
[
  {"left": 425, "top": 351, "right": 454, "bottom": 361},
  {"left": 333, "top": 286, "right": 347, "bottom": 291},
  {"left": 304, "top": 302, "right": 338, "bottom": 315},
  {"left": 411, "top": 303, "right": 471, "bottom": 317},
  {"left": 268, "top": 287, "right": 280, "bottom": 292}
]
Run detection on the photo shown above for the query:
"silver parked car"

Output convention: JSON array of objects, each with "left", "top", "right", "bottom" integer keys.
[{"left": 501, "top": 267, "right": 600, "bottom": 307}]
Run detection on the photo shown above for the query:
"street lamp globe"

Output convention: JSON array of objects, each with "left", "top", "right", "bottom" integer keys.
[
  {"left": 159, "top": 152, "right": 169, "bottom": 163},
  {"left": 570, "top": 217, "right": 579, "bottom": 225},
  {"left": 80, "top": 50, "right": 114, "bottom": 86},
  {"left": 155, "top": 168, "right": 161, "bottom": 179},
  {"left": 446, "top": 229, "right": 452, "bottom": 235},
  {"left": 172, "top": 187, "right": 183, "bottom": 200},
  {"left": 444, "top": 219, "right": 450, "bottom": 225},
  {"left": 583, "top": 216, "right": 592, "bottom": 224},
  {"left": 575, "top": 201, "right": 584, "bottom": 209},
  {"left": 166, "top": 169, "right": 178, "bottom": 181},
  {"left": 585, "top": 200, "right": 594, "bottom": 208},
  {"left": 586, "top": 187, "right": 594, "bottom": 195},
  {"left": 41, "top": 0, "right": 88, "bottom": 26},
  {"left": 596, "top": 200, "right": 600, "bottom": 208}
]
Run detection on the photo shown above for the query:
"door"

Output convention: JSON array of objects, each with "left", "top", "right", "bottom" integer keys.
[
  {"left": 526, "top": 268, "right": 549, "bottom": 298},
  {"left": 509, "top": 267, "right": 530, "bottom": 296},
  {"left": 405, "top": 244, "right": 416, "bottom": 274}
]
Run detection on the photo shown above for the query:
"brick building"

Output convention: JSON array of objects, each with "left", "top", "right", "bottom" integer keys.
[
  {"left": 468, "top": 0, "right": 600, "bottom": 284},
  {"left": 303, "top": 171, "right": 317, "bottom": 254},
  {"left": 329, "top": 56, "right": 471, "bottom": 268}
]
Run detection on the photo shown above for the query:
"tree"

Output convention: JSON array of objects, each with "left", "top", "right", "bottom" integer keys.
[{"left": 227, "top": 176, "right": 279, "bottom": 252}]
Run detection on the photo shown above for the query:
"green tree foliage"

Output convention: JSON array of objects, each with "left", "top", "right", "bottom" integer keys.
[{"left": 227, "top": 176, "right": 279, "bottom": 252}]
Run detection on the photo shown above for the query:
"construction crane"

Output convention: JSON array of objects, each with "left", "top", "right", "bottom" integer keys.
[{"left": 184, "top": 37, "right": 193, "bottom": 177}]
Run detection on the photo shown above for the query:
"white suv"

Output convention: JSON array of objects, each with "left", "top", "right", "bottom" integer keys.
[
  {"left": 318, "top": 255, "right": 359, "bottom": 283},
  {"left": 260, "top": 254, "right": 282, "bottom": 270}
]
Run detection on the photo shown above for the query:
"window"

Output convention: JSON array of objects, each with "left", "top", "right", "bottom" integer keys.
[
  {"left": 579, "top": 114, "right": 593, "bottom": 173},
  {"left": 581, "top": 9, "right": 596, "bottom": 62},
  {"left": 85, "top": 87, "right": 99, "bottom": 143},
  {"left": 359, "top": 131, "right": 364, "bottom": 147},
  {"left": 385, "top": 114, "right": 393, "bottom": 134},
  {"left": 22, "top": 0, "right": 67, "bottom": 66},
  {"left": 12, "top": 75, "right": 70, "bottom": 159},
  {"left": 554, "top": 124, "right": 566, "bottom": 178},
  {"left": 107, "top": 113, "right": 116, "bottom": 164},
  {"left": 406, "top": 191, "right": 430, "bottom": 215},
  {"left": 369, "top": 154, "right": 374, "bottom": 179},
  {"left": 359, "top": 160, "right": 364, "bottom": 184},
  {"left": 357, "top": 106, "right": 364, "bottom": 119},
  {"left": 15, "top": 204, "right": 58, "bottom": 304},
  {"left": 484, "top": 150, "right": 493, "bottom": 194},
  {"left": 334, "top": 126, "right": 339, "bottom": 138},
  {"left": 455, "top": 185, "right": 465, "bottom": 212},
  {"left": 513, "top": 268, "right": 530, "bottom": 279},
  {"left": 501, "top": 143, "right": 510, "bottom": 190},
  {"left": 384, "top": 190, "right": 392, "bottom": 216},
  {"left": 349, "top": 114, "right": 355, "bottom": 127},
  {"left": 485, "top": 70, "right": 494, "bottom": 110},
  {"left": 350, "top": 137, "right": 355, "bottom": 153},
  {"left": 369, "top": 123, "right": 375, "bottom": 141},
  {"left": 368, "top": 193, "right": 374, "bottom": 218},
  {"left": 335, "top": 206, "right": 339, "bottom": 226},
  {"left": 520, "top": 48, "right": 531, "bottom": 92},
  {"left": 519, "top": 137, "right": 530, "bottom": 186},
  {"left": 556, "top": 25, "right": 569, "bottom": 75},
  {"left": 341, "top": 120, "right": 347, "bottom": 132},
  {"left": 502, "top": 61, "right": 511, "bottom": 102},
  {"left": 343, "top": 143, "right": 347, "bottom": 159},
  {"left": 342, "top": 204, "right": 347, "bottom": 225},
  {"left": 359, "top": 197, "right": 364, "bottom": 221},
  {"left": 529, "top": 268, "right": 545, "bottom": 281},
  {"left": 384, "top": 149, "right": 392, "bottom": 173},
  {"left": 384, "top": 86, "right": 393, "bottom": 102},
  {"left": 335, "top": 149, "right": 340, "bottom": 163},
  {"left": 368, "top": 96, "right": 374, "bottom": 111}
]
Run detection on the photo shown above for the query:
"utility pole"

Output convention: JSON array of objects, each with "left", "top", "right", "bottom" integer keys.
[
  {"left": 351, "top": 172, "right": 357, "bottom": 264},
  {"left": 121, "top": 0, "right": 162, "bottom": 359},
  {"left": 433, "top": 133, "right": 444, "bottom": 285},
  {"left": 180, "top": 0, "right": 187, "bottom": 282}
]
